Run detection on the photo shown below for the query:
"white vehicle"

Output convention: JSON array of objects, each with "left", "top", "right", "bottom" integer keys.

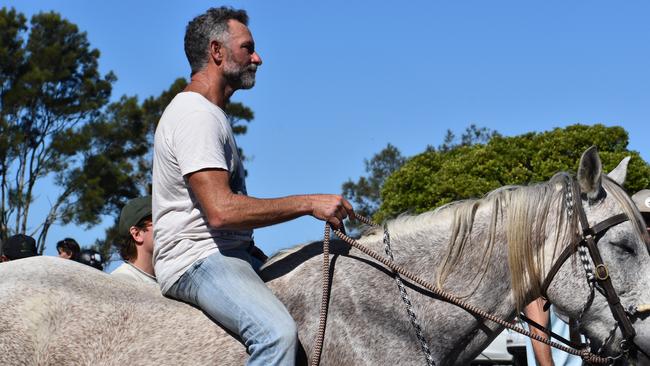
[{"left": 472, "top": 329, "right": 527, "bottom": 365}]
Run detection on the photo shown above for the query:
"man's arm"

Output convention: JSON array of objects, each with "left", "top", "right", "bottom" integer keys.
[
  {"left": 524, "top": 298, "right": 555, "bottom": 366},
  {"left": 187, "top": 168, "right": 354, "bottom": 230}
]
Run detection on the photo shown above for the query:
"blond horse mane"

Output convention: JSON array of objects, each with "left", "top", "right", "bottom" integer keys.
[
  {"left": 429, "top": 173, "right": 649, "bottom": 310},
  {"left": 264, "top": 172, "right": 650, "bottom": 313},
  {"left": 385, "top": 172, "right": 577, "bottom": 310}
]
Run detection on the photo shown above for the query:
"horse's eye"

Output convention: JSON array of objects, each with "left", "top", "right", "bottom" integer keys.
[{"left": 611, "top": 240, "right": 636, "bottom": 255}]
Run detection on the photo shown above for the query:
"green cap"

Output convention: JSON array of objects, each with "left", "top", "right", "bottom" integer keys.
[{"left": 118, "top": 196, "right": 152, "bottom": 237}]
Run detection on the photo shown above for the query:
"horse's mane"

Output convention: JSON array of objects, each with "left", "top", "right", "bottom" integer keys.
[
  {"left": 263, "top": 171, "right": 650, "bottom": 310},
  {"left": 603, "top": 177, "right": 650, "bottom": 253},
  {"left": 382, "top": 172, "right": 650, "bottom": 310},
  {"left": 357, "top": 173, "right": 573, "bottom": 309}
]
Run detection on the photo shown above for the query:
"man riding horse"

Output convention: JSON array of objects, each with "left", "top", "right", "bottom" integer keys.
[{"left": 152, "top": 7, "right": 354, "bottom": 365}]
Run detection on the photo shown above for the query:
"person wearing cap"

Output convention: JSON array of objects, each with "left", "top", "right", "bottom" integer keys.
[
  {"left": 56, "top": 237, "right": 81, "bottom": 261},
  {"left": 110, "top": 196, "right": 156, "bottom": 285},
  {"left": 632, "top": 189, "right": 650, "bottom": 234},
  {"left": 0, "top": 234, "right": 38, "bottom": 262}
]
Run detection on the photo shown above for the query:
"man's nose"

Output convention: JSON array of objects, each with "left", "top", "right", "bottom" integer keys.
[{"left": 252, "top": 51, "right": 262, "bottom": 66}]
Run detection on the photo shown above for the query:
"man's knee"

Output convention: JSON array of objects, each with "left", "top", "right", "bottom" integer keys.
[{"left": 270, "top": 317, "right": 299, "bottom": 350}]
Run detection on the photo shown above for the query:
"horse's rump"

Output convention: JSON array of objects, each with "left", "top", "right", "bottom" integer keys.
[{"left": 0, "top": 257, "right": 246, "bottom": 365}]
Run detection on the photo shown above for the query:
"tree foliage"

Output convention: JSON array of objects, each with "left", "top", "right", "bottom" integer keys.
[
  {"left": 342, "top": 144, "right": 406, "bottom": 231},
  {"left": 0, "top": 8, "right": 114, "bottom": 250},
  {"left": 342, "top": 125, "right": 499, "bottom": 231},
  {"left": 376, "top": 124, "right": 650, "bottom": 223},
  {"left": 435, "top": 124, "right": 501, "bottom": 152}
]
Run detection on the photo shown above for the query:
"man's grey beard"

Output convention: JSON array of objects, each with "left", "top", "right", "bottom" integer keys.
[{"left": 224, "top": 62, "right": 257, "bottom": 90}]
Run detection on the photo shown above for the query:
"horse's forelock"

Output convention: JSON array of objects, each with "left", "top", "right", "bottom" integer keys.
[{"left": 602, "top": 177, "right": 650, "bottom": 247}]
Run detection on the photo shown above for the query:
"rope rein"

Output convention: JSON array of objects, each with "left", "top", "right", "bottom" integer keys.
[
  {"left": 309, "top": 212, "right": 611, "bottom": 365},
  {"left": 309, "top": 223, "right": 331, "bottom": 366}
]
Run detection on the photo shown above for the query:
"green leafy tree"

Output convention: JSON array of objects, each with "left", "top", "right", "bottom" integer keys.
[
  {"left": 343, "top": 125, "right": 499, "bottom": 232},
  {"left": 51, "top": 96, "right": 151, "bottom": 251},
  {"left": 0, "top": 8, "right": 114, "bottom": 250},
  {"left": 342, "top": 144, "right": 406, "bottom": 232},
  {"left": 435, "top": 124, "right": 501, "bottom": 152},
  {"left": 376, "top": 124, "right": 650, "bottom": 223}
]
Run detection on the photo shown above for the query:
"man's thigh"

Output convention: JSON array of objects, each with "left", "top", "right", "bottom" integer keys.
[{"left": 187, "top": 250, "right": 295, "bottom": 341}]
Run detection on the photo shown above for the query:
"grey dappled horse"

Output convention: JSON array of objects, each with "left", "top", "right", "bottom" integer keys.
[{"left": 1, "top": 147, "right": 650, "bottom": 365}]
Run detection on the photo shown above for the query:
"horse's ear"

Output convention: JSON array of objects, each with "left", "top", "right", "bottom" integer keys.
[
  {"left": 607, "top": 156, "right": 630, "bottom": 186},
  {"left": 578, "top": 146, "right": 603, "bottom": 200}
]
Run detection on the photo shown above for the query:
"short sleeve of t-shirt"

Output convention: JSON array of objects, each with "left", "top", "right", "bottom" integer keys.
[{"left": 174, "top": 110, "right": 230, "bottom": 176}]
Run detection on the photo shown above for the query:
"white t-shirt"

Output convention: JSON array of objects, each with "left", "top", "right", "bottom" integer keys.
[
  {"left": 111, "top": 262, "right": 157, "bottom": 285},
  {"left": 152, "top": 92, "right": 252, "bottom": 294}
]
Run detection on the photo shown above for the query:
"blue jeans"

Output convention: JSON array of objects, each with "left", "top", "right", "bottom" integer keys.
[{"left": 167, "top": 248, "right": 298, "bottom": 365}]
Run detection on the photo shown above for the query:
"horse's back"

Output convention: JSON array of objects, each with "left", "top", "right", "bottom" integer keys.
[{"left": 0, "top": 257, "right": 246, "bottom": 365}]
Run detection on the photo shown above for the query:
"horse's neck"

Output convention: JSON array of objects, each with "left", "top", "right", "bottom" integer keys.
[
  {"left": 372, "top": 206, "right": 517, "bottom": 320},
  {"left": 267, "top": 207, "right": 521, "bottom": 364}
]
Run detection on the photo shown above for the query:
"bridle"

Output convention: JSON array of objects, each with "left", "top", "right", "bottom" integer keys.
[{"left": 540, "top": 176, "right": 650, "bottom": 361}]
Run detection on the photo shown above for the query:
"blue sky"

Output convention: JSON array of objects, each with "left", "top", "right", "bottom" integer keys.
[{"left": 3, "top": 1, "right": 649, "bottom": 269}]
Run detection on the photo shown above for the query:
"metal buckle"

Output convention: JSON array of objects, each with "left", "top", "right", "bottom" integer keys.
[
  {"left": 620, "top": 339, "right": 630, "bottom": 353},
  {"left": 595, "top": 264, "right": 609, "bottom": 281}
]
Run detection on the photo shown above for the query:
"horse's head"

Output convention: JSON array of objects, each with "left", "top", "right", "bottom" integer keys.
[{"left": 547, "top": 147, "right": 650, "bottom": 363}]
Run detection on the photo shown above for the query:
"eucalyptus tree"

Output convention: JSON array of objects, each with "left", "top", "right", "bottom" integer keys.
[{"left": 0, "top": 8, "right": 114, "bottom": 251}]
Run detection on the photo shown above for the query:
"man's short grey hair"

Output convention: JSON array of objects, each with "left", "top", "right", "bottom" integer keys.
[{"left": 184, "top": 7, "right": 249, "bottom": 75}]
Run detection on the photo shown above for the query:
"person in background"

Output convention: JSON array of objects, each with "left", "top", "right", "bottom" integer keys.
[
  {"left": 56, "top": 237, "right": 81, "bottom": 261},
  {"left": 78, "top": 248, "right": 103, "bottom": 271},
  {"left": 0, "top": 234, "right": 38, "bottom": 262},
  {"left": 111, "top": 196, "right": 156, "bottom": 285},
  {"left": 524, "top": 299, "right": 582, "bottom": 366}
]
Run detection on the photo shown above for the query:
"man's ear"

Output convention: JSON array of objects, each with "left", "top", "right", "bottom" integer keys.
[
  {"left": 129, "top": 227, "right": 144, "bottom": 245},
  {"left": 209, "top": 40, "right": 223, "bottom": 64},
  {"left": 0, "top": 255, "right": 8, "bottom": 262}
]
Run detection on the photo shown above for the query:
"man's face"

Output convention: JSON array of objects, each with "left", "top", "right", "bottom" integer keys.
[
  {"left": 222, "top": 20, "right": 262, "bottom": 90},
  {"left": 131, "top": 220, "right": 154, "bottom": 256},
  {"left": 142, "top": 222, "right": 154, "bottom": 255},
  {"left": 57, "top": 249, "right": 72, "bottom": 259}
]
